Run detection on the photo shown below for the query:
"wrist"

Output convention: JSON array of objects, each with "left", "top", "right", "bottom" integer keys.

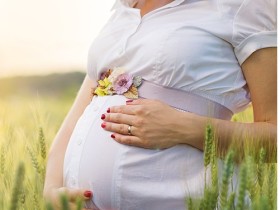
[{"left": 176, "top": 111, "right": 207, "bottom": 150}]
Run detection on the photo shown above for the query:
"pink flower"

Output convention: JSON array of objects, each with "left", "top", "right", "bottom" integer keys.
[{"left": 113, "top": 73, "right": 133, "bottom": 94}]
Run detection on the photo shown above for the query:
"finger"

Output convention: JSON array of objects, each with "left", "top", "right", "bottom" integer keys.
[
  {"left": 126, "top": 98, "right": 159, "bottom": 105},
  {"left": 111, "top": 133, "right": 145, "bottom": 147},
  {"left": 104, "top": 122, "right": 138, "bottom": 136},
  {"left": 108, "top": 104, "right": 140, "bottom": 115},
  {"left": 58, "top": 188, "right": 93, "bottom": 202},
  {"left": 102, "top": 113, "right": 136, "bottom": 125}
]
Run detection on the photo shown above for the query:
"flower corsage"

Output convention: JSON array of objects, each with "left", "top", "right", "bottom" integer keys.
[{"left": 92, "top": 67, "right": 142, "bottom": 99}]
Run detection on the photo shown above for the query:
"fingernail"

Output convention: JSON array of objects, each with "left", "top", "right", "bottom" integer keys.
[
  {"left": 101, "top": 114, "right": 105, "bottom": 120},
  {"left": 111, "top": 134, "right": 115, "bottom": 139},
  {"left": 126, "top": 99, "right": 133, "bottom": 103},
  {"left": 101, "top": 122, "right": 106, "bottom": 128},
  {"left": 84, "top": 190, "right": 92, "bottom": 198},
  {"left": 107, "top": 108, "right": 110, "bottom": 113}
]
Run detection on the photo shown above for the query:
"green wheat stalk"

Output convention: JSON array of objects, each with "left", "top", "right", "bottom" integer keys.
[
  {"left": 60, "top": 194, "right": 70, "bottom": 210},
  {"left": 206, "top": 189, "right": 218, "bottom": 210},
  {"left": 0, "top": 146, "right": 5, "bottom": 174},
  {"left": 259, "top": 196, "right": 270, "bottom": 210},
  {"left": 225, "top": 192, "right": 235, "bottom": 210},
  {"left": 204, "top": 124, "right": 214, "bottom": 168},
  {"left": 236, "top": 163, "right": 247, "bottom": 210},
  {"left": 76, "top": 197, "right": 83, "bottom": 210},
  {"left": 33, "top": 191, "right": 40, "bottom": 210},
  {"left": 210, "top": 140, "right": 218, "bottom": 193},
  {"left": 40, "top": 164, "right": 46, "bottom": 182},
  {"left": 20, "top": 188, "right": 25, "bottom": 206},
  {"left": 257, "top": 148, "right": 266, "bottom": 194},
  {"left": 198, "top": 188, "right": 217, "bottom": 210},
  {"left": 204, "top": 124, "right": 214, "bottom": 191},
  {"left": 198, "top": 198, "right": 204, "bottom": 210},
  {"left": 246, "top": 155, "right": 258, "bottom": 201},
  {"left": 253, "top": 195, "right": 270, "bottom": 210},
  {"left": 45, "top": 202, "right": 55, "bottom": 210},
  {"left": 267, "top": 164, "right": 276, "bottom": 210},
  {"left": 219, "top": 150, "right": 234, "bottom": 209},
  {"left": 9, "top": 162, "right": 25, "bottom": 210},
  {"left": 186, "top": 197, "right": 194, "bottom": 210},
  {"left": 27, "top": 147, "right": 41, "bottom": 175},
  {"left": 38, "top": 127, "right": 47, "bottom": 160},
  {"left": 209, "top": 141, "right": 218, "bottom": 209},
  {"left": 202, "top": 190, "right": 211, "bottom": 210}
]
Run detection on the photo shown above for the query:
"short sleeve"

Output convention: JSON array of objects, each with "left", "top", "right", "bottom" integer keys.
[{"left": 232, "top": 0, "right": 277, "bottom": 65}]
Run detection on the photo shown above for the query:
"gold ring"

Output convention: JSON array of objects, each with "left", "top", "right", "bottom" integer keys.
[{"left": 128, "top": 125, "right": 132, "bottom": 135}]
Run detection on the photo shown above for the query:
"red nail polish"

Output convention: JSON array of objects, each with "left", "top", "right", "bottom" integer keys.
[
  {"left": 111, "top": 134, "right": 115, "bottom": 138},
  {"left": 126, "top": 99, "right": 133, "bottom": 103},
  {"left": 101, "top": 114, "right": 105, "bottom": 120},
  {"left": 84, "top": 190, "right": 92, "bottom": 198},
  {"left": 101, "top": 122, "right": 106, "bottom": 128},
  {"left": 107, "top": 108, "right": 110, "bottom": 113}
]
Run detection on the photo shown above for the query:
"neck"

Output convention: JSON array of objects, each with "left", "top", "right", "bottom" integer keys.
[{"left": 133, "top": 0, "right": 175, "bottom": 16}]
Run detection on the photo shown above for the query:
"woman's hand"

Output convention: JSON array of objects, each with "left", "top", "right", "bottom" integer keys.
[
  {"left": 44, "top": 187, "right": 94, "bottom": 210},
  {"left": 101, "top": 99, "right": 198, "bottom": 149},
  {"left": 44, "top": 76, "right": 98, "bottom": 209}
]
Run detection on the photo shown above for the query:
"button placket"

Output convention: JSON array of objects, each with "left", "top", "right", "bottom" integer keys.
[
  {"left": 118, "top": 13, "right": 142, "bottom": 56},
  {"left": 69, "top": 98, "right": 108, "bottom": 189},
  {"left": 76, "top": 104, "right": 99, "bottom": 146},
  {"left": 70, "top": 106, "right": 98, "bottom": 187}
]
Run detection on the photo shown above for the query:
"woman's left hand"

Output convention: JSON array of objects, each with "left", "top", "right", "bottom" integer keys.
[{"left": 101, "top": 99, "right": 195, "bottom": 149}]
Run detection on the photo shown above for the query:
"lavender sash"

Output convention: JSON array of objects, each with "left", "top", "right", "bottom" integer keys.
[{"left": 138, "top": 80, "right": 233, "bottom": 120}]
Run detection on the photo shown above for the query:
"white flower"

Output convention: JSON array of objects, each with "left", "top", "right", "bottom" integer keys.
[{"left": 108, "top": 67, "right": 126, "bottom": 84}]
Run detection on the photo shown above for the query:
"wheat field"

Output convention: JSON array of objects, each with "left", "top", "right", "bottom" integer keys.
[{"left": 0, "top": 91, "right": 276, "bottom": 209}]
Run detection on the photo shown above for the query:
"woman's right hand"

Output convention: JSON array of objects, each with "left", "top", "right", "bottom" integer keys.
[
  {"left": 44, "top": 187, "right": 94, "bottom": 210},
  {"left": 43, "top": 76, "right": 97, "bottom": 209}
]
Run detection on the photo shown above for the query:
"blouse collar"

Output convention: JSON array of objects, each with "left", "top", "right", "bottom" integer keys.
[{"left": 111, "top": 0, "right": 186, "bottom": 10}]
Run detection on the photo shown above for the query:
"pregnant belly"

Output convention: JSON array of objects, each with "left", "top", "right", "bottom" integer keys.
[{"left": 63, "top": 95, "right": 206, "bottom": 210}]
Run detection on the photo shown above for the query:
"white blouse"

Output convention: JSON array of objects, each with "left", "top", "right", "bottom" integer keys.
[
  {"left": 87, "top": 0, "right": 277, "bottom": 113},
  {"left": 64, "top": 1, "right": 277, "bottom": 209}
]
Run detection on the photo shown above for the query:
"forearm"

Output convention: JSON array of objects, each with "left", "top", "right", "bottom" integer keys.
[
  {"left": 177, "top": 48, "right": 277, "bottom": 157},
  {"left": 213, "top": 119, "right": 276, "bottom": 153},
  {"left": 44, "top": 75, "right": 95, "bottom": 193},
  {"left": 44, "top": 124, "right": 75, "bottom": 191},
  {"left": 180, "top": 113, "right": 277, "bottom": 156}
]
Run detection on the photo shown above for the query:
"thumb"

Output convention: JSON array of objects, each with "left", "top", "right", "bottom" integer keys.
[{"left": 58, "top": 188, "right": 93, "bottom": 201}]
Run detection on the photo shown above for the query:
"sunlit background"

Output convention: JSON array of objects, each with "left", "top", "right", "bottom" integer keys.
[
  {"left": 0, "top": 0, "right": 115, "bottom": 78},
  {"left": 0, "top": 1, "right": 273, "bottom": 209}
]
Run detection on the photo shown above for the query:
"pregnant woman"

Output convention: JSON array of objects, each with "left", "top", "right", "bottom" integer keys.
[{"left": 44, "top": 0, "right": 277, "bottom": 209}]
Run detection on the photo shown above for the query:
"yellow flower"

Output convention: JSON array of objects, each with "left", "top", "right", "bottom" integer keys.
[
  {"left": 98, "top": 77, "right": 111, "bottom": 87},
  {"left": 94, "top": 87, "right": 106, "bottom": 96},
  {"left": 93, "top": 68, "right": 142, "bottom": 98},
  {"left": 95, "top": 77, "right": 112, "bottom": 96}
]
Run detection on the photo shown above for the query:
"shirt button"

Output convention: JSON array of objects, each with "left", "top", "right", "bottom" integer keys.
[
  {"left": 70, "top": 177, "right": 76, "bottom": 186},
  {"left": 92, "top": 106, "right": 99, "bottom": 111},
  {"left": 77, "top": 137, "right": 83, "bottom": 145},
  {"left": 119, "top": 48, "right": 124, "bottom": 55}
]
